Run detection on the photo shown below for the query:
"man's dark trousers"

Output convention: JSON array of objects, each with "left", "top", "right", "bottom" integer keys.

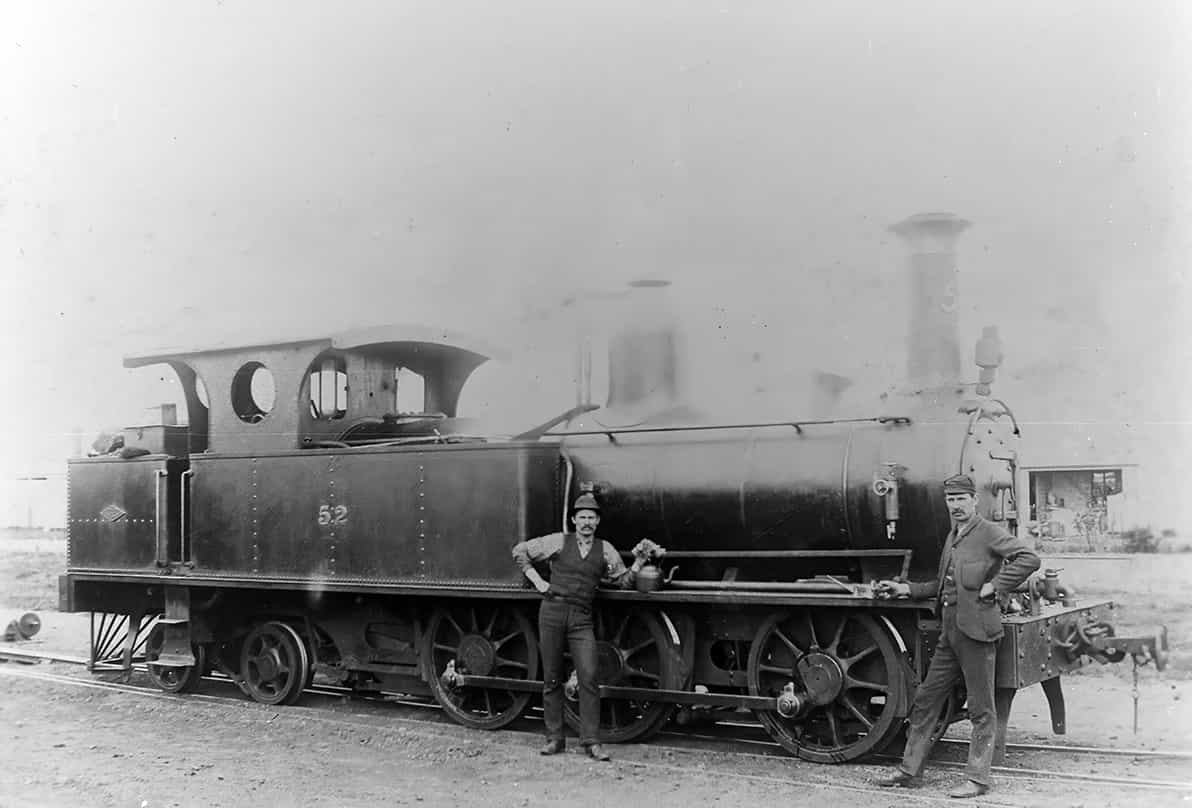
[
  {"left": 899, "top": 604, "right": 997, "bottom": 786},
  {"left": 539, "top": 599, "right": 599, "bottom": 746}
]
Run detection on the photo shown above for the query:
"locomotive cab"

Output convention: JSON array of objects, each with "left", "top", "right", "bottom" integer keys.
[
  {"left": 62, "top": 326, "right": 564, "bottom": 686},
  {"left": 120, "top": 324, "right": 504, "bottom": 456},
  {"left": 69, "top": 327, "right": 521, "bottom": 575}
]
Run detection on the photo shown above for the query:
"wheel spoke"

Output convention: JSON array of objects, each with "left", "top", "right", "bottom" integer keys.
[
  {"left": 469, "top": 607, "right": 479, "bottom": 633},
  {"left": 839, "top": 693, "right": 874, "bottom": 729},
  {"left": 826, "top": 708, "right": 843, "bottom": 747},
  {"left": 827, "top": 615, "right": 847, "bottom": 654},
  {"left": 757, "top": 662, "right": 791, "bottom": 676},
  {"left": 845, "top": 675, "right": 889, "bottom": 694},
  {"left": 492, "top": 630, "right": 522, "bottom": 651},
  {"left": 483, "top": 689, "right": 494, "bottom": 716},
  {"left": 842, "top": 644, "right": 879, "bottom": 668},
  {"left": 623, "top": 638, "right": 657, "bottom": 660},
  {"left": 444, "top": 613, "right": 464, "bottom": 638},
  {"left": 433, "top": 642, "right": 458, "bottom": 654},
  {"left": 803, "top": 611, "right": 820, "bottom": 649},
  {"left": 494, "top": 656, "right": 529, "bottom": 671},
  {"left": 773, "top": 627, "right": 802, "bottom": 657},
  {"left": 627, "top": 667, "right": 660, "bottom": 684},
  {"left": 612, "top": 612, "right": 631, "bottom": 646},
  {"left": 483, "top": 608, "right": 499, "bottom": 637}
]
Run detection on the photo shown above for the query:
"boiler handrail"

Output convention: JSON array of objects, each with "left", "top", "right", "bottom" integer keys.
[{"left": 544, "top": 415, "right": 912, "bottom": 440}]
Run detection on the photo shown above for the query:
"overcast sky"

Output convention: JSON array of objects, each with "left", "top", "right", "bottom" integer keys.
[{"left": 1, "top": 1, "right": 1189, "bottom": 527}]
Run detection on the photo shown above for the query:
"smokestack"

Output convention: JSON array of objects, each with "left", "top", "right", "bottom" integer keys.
[
  {"left": 889, "top": 212, "right": 971, "bottom": 389},
  {"left": 606, "top": 279, "right": 684, "bottom": 412}
]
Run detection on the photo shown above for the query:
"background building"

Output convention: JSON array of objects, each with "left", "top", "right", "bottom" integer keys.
[{"left": 1016, "top": 423, "right": 1142, "bottom": 551}]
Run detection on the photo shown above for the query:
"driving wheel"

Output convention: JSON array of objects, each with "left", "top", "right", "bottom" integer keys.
[
  {"left": 748, "top": 609, "right": 907, "bottom": 762},
  {"left": 426, "top": 603, "right": 538, "bottom": 730},
  {"left": 562, "top": 607, "right": 684, "bottom": 743}
]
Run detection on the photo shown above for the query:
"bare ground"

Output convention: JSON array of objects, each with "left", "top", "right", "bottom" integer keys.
[
  {"left": 1, "top": 664, "right": 1190, "bottom": 808},
  {"left": 2, "top": 531, "right": 1189, "bottom": 807}
]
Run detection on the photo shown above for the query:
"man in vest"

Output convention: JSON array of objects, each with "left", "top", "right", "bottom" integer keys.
[
  {"left": 511, "top": 493, "right": 644, "bottom": 761},
  {"left": 875, "top": 473, "right": 1040, "bottom": 798}
]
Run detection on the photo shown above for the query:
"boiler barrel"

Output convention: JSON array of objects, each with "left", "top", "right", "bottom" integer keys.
[{"left": 562, "top": 417, "right": 966, "bottom": 579}]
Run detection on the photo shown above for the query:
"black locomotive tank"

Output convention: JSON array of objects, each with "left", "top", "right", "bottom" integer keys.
[{"left": 560, "top": 393, "right": 1019, "bottom": 582}]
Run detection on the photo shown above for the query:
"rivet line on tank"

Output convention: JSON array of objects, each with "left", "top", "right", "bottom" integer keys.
[{"left": 252, "top": 461, "right": 260, "bottom": 573}]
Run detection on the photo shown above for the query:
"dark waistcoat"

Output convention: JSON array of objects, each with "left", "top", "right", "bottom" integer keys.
[{"left": 549, "top": 533, "right": 606, "bottom": 607}]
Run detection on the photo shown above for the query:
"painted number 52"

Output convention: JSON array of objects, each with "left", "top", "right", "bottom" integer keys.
[{"left": 318, "top": 504, "right": 348, "bottom": 526}]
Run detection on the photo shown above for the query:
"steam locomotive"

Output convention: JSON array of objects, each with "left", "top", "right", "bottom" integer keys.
[{"left": 60, "top": 215, "right": 1165, "bottom": 763}]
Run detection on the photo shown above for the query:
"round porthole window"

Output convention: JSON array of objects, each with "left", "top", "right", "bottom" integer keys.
[{"left": 231, "top": 362, "right": 276, "bottom": 423}]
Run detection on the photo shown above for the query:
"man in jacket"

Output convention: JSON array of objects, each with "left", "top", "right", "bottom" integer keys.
[
  {"left": 875, "top": 473, "right": 1040, "bottom": 798},
  {"left": 511, "top": 493, "right": 643, "bottom": 761}
]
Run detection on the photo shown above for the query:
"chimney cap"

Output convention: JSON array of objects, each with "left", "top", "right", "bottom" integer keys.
[{"left": 889, "top": 212, "right": 971, "bottom": 239}]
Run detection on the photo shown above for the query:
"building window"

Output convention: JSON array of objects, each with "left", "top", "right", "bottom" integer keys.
[
  {"left": 1089, "top": 469, "right": 1122, "bottom": 508},
  {"left": 309, "top": 357, "right": 348, "bottom": 420}
]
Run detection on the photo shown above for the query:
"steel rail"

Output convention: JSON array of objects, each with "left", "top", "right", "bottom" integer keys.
[
  {"left": 0, "top": 666, "right": 975, "bottom": 807},
  {"left": 3, "top": 667, "right": 1189, "bottom": 798},
  {"left": 0, "top": 648, "right": 92, "bottom": 665},
  {"left": 938, "top": 736, "right": 1192, "bottom": 761},
  {"left": 2, "top": 663, "right": 1190, "bottom": 793},
  {"left": 4, "top": 647, "right": 1191, "bottom": 769},
  {"left": 704, "top": 717, "right": 1192, "bottom": 761}
]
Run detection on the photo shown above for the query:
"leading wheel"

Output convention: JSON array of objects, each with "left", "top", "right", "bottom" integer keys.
[
  {"left": 240, "top": 621, "right": 310, "bottom": 706},
  {"left": 426, "top": 603, "right": 538, "bottom": 730},
  {"left": 562, "top": 607, "right": 683, "bottom": 744},
  {"left": 145, "top": 624, "right": 207, "bottom": 694},
  {"left": 748, "top": 610, "right": 907, "bottom": 763}
]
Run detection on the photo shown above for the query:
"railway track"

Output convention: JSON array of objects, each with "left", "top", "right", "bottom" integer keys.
[{"left": 2, "top": 647, "right": 1190, "bottom": 799}]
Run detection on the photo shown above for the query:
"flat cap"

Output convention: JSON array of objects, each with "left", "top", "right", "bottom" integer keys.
[
  {"left": 573, "top": 492, "right": 602, "bottom": 513},
  {"left": 943, "top": 473, "right": 976, "bottom": 495}
]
